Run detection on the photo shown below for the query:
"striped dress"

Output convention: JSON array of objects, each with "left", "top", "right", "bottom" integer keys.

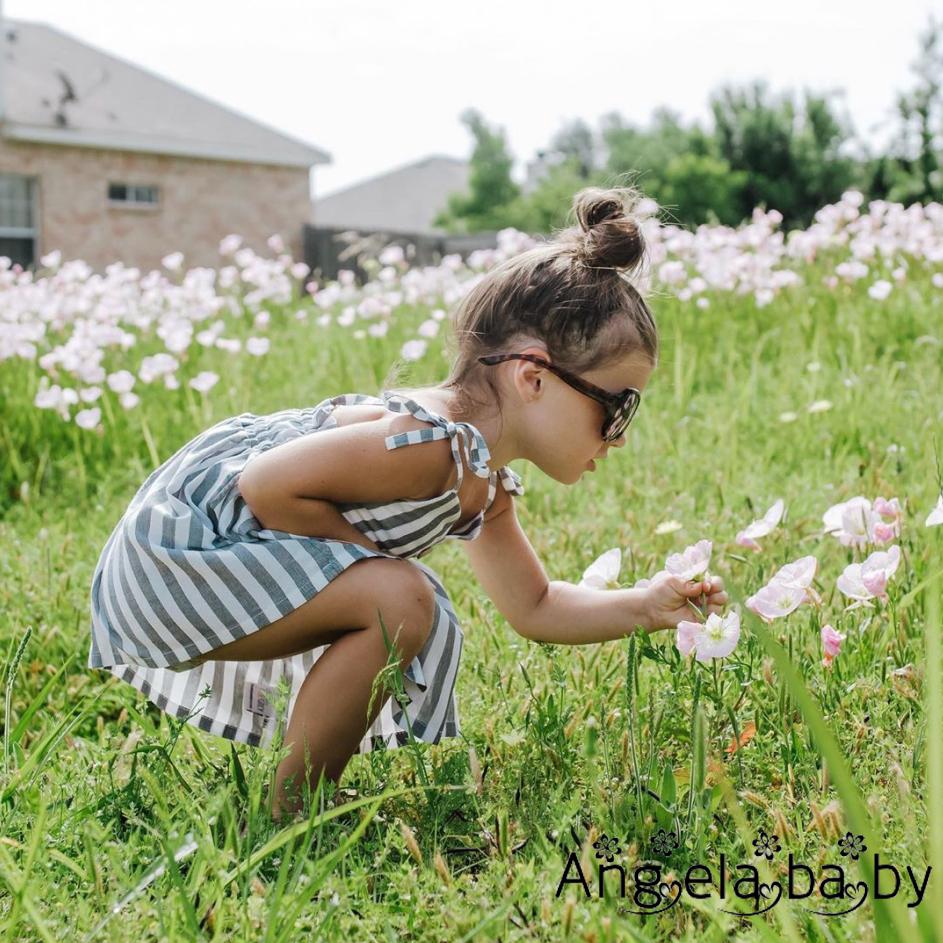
[{"left": 87, "top": 391, "right": 525, "bottom": 753}]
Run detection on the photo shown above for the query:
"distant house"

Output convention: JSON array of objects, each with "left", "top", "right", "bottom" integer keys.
[
  {"left": 0, "top": 18, "right": 331, "bottom": 272},
  {"left": 314, "top": 155, "right": 470, "bottom": 235}
]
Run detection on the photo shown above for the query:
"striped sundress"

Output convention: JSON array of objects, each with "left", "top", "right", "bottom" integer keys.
[{"left": 87, "top": 391, "right": 525, "bottom": 754}]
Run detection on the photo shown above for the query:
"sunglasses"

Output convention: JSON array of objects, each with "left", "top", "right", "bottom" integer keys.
[{"left": 477, "top": 353, "right": 641, "bottom": 442}]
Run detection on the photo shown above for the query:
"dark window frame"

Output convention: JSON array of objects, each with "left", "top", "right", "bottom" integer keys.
[
  {"left": 107, "top": 182, "right": 160, "bottom": 208},
  {"left": 0, "top": 172, "right": 39, "bottom": 269}
]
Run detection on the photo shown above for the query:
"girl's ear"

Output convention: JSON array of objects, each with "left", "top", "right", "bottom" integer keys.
[{"left": 513, "top": 345, "right": 550, "bottom": 402}]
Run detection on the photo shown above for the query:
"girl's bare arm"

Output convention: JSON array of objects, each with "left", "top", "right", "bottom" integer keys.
[
  {"left": 236, "top": 416, "right": 456, "bottom": 548},
  {"left": 461, "top": 494, "right": 653, "bottom": 643}
]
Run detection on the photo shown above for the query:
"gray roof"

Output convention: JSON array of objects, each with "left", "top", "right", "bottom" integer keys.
[
  {"left": 314, "top": 155, "right": 470, "bottom": 234},
  {"left": 0, "top": 19, "right": 331, "bottom": 168}
]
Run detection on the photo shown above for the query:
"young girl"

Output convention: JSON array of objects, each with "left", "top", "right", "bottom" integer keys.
[{"left": 88, "top": 186, "right": 728, "bottom": 818}]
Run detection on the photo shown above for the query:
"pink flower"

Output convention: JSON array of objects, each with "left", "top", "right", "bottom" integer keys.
[
  {"left": 837, "top": 545, "right": 901, "bottom": 607},
  {"left": 665, "top": 539, "right": 712, "bottom": 581},
  {"left": 675, "top": 611, "right": 740, "bottom": 662},
  {"left": 821, "top": 624, "right": 846, "bottom": 668},
  {"left": 823, "top": 496, "right": 874, "bottom": 547},
  {"left": 823, "top": 495, "right": 901, "bottom": 546},
  {"left": 676, "top": 620, "right": 699, "bottom": 657},
  {"left": 746, "top": 581, "right": 808, "bottom": 623},
  {"left": 736, "top": 499, "right": 785, "bottom": 551},
  {"left": 745, "top": 555, "right": 819, "bottom": 622},
  {"left": 693, "top": 611, "right": 741, "bottom": 662},
  {"left": 927, "top": 495, "right": 943, "bottom": 527},
  {"left": 579, "top": 548, "right": 622, "bottom": 590},
  {"left": 401, "top": 339, "right": 428, "bottom": 362},
  {"left": 769, "top": 555, "right": 821, "bottom": 606},
  {"left": 871, "top": 496, "right": 902, "bottom": 544}
]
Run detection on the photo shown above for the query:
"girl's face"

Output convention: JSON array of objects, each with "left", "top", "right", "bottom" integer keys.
[{"left": 512, "top": 344, "right": 655, "bottom": 484}]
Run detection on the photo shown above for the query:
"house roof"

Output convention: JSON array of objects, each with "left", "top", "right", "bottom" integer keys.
[
  {"left": 0, "top": 19, "right": 331, "bottom": 168},
  {"left": 314, "top": 155, "right": 470, "bottom": 234}
]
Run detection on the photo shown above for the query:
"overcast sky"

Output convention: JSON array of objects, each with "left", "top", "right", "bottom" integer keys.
[{"left": 7, "top": 0, "right": 940, "bottom": 199}]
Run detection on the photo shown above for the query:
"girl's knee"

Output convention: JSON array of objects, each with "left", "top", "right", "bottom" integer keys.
[{"left": 367, "top": 559, "right": 437, "bottom": 657}]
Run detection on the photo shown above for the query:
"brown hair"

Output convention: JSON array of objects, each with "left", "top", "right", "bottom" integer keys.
[{"left": 389, "top": 185, "right": 658, "bottom": 424}]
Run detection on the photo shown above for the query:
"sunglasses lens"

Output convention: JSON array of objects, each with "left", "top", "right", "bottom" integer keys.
[{"left": 604, "top": 393, "right": 639, "bottom": 440}]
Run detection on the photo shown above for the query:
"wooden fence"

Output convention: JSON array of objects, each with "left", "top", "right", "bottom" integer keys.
[{"left": 302, "top": 224, "right": 501, "bottom": 283}]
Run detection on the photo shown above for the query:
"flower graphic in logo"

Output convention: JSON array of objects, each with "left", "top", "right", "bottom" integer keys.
[
  {"left": 650, "top": 828, "right": 680, "bottom": 858},
  {"left": 837, "top": 832, "right": 867, "bottom": 861},
  {"left": 751, "top": 828, "right": 782, "bottom": 861},
  {"left": 592, "top": 834, "right": 622, "bottom": 862}
]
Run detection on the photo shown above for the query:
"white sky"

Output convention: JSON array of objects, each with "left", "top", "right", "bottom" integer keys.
[{"left": 6, "top": 0, "right": 940, "bottom": 200}]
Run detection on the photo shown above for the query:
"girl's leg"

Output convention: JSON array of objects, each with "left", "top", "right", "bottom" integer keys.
[{"left": 194, "top": 558, "right": 437, "bottom": 819}]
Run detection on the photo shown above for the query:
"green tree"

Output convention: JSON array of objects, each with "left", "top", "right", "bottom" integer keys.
[
  {"left": 886, "top": 15, "right": 943, "bottom": 203},
  {"left": 434, "top": 108, "right": 521, "bottom": 233},
  {"left": 501, "top": 157, "right": 611, "bottom": 234},
  {"left": 599, "top": 107, "right": 744, "bottom": 227},
  {"left": 657, "top": 153, "right": 748, "bottom": 227},
  {"left": 709, "top": 80, "right": 857, "bottom": 229}
]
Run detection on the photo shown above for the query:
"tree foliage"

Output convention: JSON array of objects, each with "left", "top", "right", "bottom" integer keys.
[{"left": 439, "top": 18, "right": 943, "bottom": 234}]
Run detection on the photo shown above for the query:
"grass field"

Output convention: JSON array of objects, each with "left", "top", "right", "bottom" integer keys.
[{"left": 1, "top": 205, "right": 942, "bottom": 941}]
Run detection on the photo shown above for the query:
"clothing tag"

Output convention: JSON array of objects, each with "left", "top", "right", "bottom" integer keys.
[{"left": 245, "top": 682, "right": 275, "bottom": 722}]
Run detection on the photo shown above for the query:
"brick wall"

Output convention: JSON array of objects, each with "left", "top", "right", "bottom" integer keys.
[{"left": 0, "top": 138, "right": 313, "bottom": 272}]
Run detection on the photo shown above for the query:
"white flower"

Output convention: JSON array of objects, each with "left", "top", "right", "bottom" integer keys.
[
  {"left": 417, "top": 318, "right": 440, "bottom": 338},
  {"left": 837, "top": 545, "right": 901, "bottom": 605},
  {"left": 654, "top": 519, "right": 683, "bottom": 535},
  {"left": 245, "top": 336, "right": 270, "bottom": 356},
  {"left": 379, "top": 245, "right": 405, "bottom": 266},
  {"left": 779, "top": 411, "right": 799, "bottom": 423},
  {"left": 927, "top": 495, "right": 943, "bottom": 527},
  {"left": 736, "top": 498, "right": 785, "bottom": 550},
  {"left": 823, "top": 496, "right": 875, "bottom": 548},
  {"left": 691, "top": 611, "right": 741, "bottom": 663},
  {"left": 75, "top": 407, "right": 101, "bottom": 430},
  {"left": 769, "top": 555, "right": 819, "bottom": 592},
  {"left": 665, "top": 539, "right": 712, "bottom": 581},
  {"left": 188, "top": 371, "right": 219, "bottom": 394},
  {"left": 401, "top": 339, "right": 427, "bottom": 362},
  {"left": 579, "top": 548, "right": 622, "bottom": 589},
  {"left": 139, "top": 353, "right": 179, "bottom": 383},
  {"left": 161, "top": 251, "right": 184, "bottom": 272},
  {"left": 219, "top": 234, "right": 243, "bottom": 255},
  {"left": 868, "top": 279, "right": 892, "bottom": 300},
  {"left": 808, "top": 400, "right": 833, "bottom": 413}
]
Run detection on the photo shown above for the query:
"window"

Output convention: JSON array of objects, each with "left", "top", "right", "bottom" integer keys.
[
  {"left": 108, "top": 182, "right": 159, "bottom": 206},
  {"left": 0, "top": 173, "right": 38, "bottom": 269}
]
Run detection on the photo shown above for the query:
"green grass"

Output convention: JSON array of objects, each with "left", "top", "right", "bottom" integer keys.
[{"left": 0, "top": 250, "right": 942, "bottom": 940}]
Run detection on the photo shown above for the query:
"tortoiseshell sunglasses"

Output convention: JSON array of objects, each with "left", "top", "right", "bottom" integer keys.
[{"left": 477, "top": 353, "right": 641, "bottom": 442}]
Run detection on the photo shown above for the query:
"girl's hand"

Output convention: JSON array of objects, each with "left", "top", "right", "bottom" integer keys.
[{"left": 641, "top": 574, "right": 729, "bottom": 632}]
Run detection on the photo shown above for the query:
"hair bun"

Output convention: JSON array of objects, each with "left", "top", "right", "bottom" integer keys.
[{"left": 571, "top": 186, "right": 646, "bottom": 274}]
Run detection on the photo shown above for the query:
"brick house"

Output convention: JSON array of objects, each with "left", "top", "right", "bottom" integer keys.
[{"left": 0, "top": 18, "right": 330, "bottom": 272}]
